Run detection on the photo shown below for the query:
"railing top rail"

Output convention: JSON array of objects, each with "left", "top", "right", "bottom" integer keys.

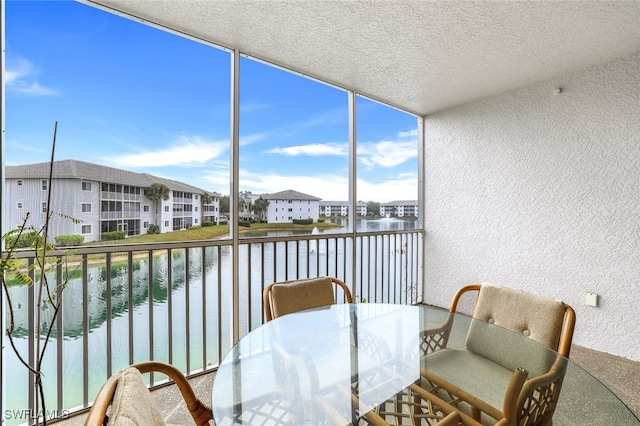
[{"left": 7, "top": 228, "right": 423, "bottom": 259}]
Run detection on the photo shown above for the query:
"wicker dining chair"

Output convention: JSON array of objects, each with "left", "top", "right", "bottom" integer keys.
[
  {"left": 84, "top": 361, "right": 212, "bottom": 426},
  {"left": 263, "top": 276, "right": 353, "bottom": 322},
  {"left": 417, "top": 283, "right": 576, "bottom": 426}
]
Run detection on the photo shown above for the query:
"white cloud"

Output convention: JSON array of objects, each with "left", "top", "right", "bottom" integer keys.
[
  {"left": 108, "top": 136, "right": 228, "bottom": 168},
  {"left": 267, "top": 130, "right": 417, "bottom": 167},
  {"left": 240, "top": 102, "right": 269, "bottom": 114},
  {"left": 195, "top": 129, "right": 419, "bottom": 201},
  {"left": 358, "top": 140, "right": 417, "bottom": 168},
  {"left": 201, "top": 168, "right": 231, "bottom": 194},
  {"left": 398, "top": 129, "right": 418, "bottom": 138},
  {"left": 356, "top": 175, "right": 417, "bottom": 202},
  {"left": 239, "top": 132, "right": 267, "bottom": 146},
  {"left": 201, "top": 168, "right": 416, "bottom": 203},
  {"left": 268, "top": 142, "right": 347, "bottom": 156},
  {"left": 6, "top": 56, "right": 58, "bottom": 96},
  {"left": 240, "top": 169, "right": 349, "bottom": 201}
]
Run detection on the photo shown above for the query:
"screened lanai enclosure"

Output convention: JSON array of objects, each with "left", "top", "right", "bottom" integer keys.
[{"left": 2, "top": 1, "right": 640, "bottom": 424}]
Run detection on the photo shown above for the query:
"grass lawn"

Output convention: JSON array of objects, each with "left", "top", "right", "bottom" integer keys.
[{"left": 89, "top": 221, "right": 342, "bottom": 245}]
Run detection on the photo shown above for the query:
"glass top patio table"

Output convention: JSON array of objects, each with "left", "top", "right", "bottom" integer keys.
[{"left": 211, "top": 303, "right": 639, "bottom": 425}]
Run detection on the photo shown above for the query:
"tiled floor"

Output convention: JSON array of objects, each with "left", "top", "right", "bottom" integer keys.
[{"left": 56, "top": 344, "right": 639, "bottom": 425}]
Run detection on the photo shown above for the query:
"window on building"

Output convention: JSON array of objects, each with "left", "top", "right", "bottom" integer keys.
[
  {"left": 143, "top": 221, "right": 149, "bottom": 228},
  {"left": 81, "top": 203, "right": 92, "bottom": 213},
  {"left": 17, "top": 180, "right": 22, "bottom": 186},
  {"left": 81, "top": 224, "right": 91, "bottom": 234},
  {"left": 143, "top": 205, "right": 150, "bottom": 212},
  {"left": 164, "top": 221, "right": 169, "bottom": 227},
  {"left": 42, "top": 180, "right": 47, "bottom": 191},
  {"left": 41, "top": 202, "right": 47, "bottom": 213},
  {"left": 17, "top": 202, "right": 23, "bottom": 209},
  {"left": 164, "top": 206, "right": 169, "bottom": 212},
  {"left": 82, "top": 182, "right": 92, "bottom": 191}
]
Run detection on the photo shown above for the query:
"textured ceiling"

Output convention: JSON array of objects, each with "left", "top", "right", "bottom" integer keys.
[{"left": 85, "top": 0, "right": 640, "bottom": 116}]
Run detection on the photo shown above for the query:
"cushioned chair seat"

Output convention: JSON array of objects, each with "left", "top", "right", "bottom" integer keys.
[{"left": 425, "top": 349, "right": 514, "bottom": 415}]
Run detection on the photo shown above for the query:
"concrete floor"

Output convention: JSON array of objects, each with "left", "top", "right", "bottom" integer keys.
[{"left": 56, "top": 344, "right": 639, "bottom": 425}]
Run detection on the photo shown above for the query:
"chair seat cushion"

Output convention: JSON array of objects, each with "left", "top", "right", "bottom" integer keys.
[
  {"left": 109, "top": 367, "right": 165, "bottom": 425},
  {"left": 424, "top": 348, "right": 514, "bottom": 413}
]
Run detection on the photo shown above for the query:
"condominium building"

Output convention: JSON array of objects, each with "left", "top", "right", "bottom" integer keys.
[
  {"left": 263, "top": 189, "right": 320, "bottom": 223},
  {"left": 4, "top": 159, "right": 220, "bottom": 243},
  {"left": 319, "top": 201, "right": 368, "bottom": 217},
  {"left": 380, "top": 200, "right": 419, "bottom": 218}
]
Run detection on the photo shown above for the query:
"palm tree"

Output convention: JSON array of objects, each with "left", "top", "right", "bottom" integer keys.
[
  {"left": 146, "top": 182, "right": 170, "bottom": 226},
  {"left": 201, "top": 192, "right": 213, "bottom": 225},
  {"left": 252, "top": 197, "right": 269, "bottom": 222}
]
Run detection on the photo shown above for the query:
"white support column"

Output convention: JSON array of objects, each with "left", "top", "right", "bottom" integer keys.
[
  {"left": 348, "top": 91, "right": 357, "bottom": 294},
  {"left": 417, "top": 115, "right": 426, "bottom": 303},
  {"left": 1, "top": 0, "right": 7, "bottom": 419},
  {"left": 230, "top": 49, "right": 241, "bottom": 344}
]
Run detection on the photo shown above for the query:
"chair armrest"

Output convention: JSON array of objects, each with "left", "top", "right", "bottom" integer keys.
[
  {"left": 502, "top": 367, "right": 529, "bottom": 423},
  {"left": 414, "top": 312, "right": 455, "bottom": 357},
  {"left": 84, "top": 373, "right": 122, "bottom": 426},
  {"left": 134, "top": 361, "right": 212, "bottom": 426},
  {"left": 513, "top": 354, "right": 569, "bottom": 426}
]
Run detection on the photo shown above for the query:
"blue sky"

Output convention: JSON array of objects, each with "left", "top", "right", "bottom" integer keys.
[{"left": 4, "top": 0, "right": 418, "bottom": 203}]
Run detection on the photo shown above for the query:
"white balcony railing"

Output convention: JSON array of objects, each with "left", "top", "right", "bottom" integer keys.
[{"left": 4, "top": 229, "right": 422, "bottom": 424}]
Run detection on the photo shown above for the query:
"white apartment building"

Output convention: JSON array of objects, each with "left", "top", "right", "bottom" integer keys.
[
  {"left": 380, "top": 200, "right": 419, "bottom": 218},
  {"left": 263, "top": 190, "right": 320, "bottom": 223},
  {"left": 319, "top": 201, "right": 368, "bottom": 217},
  {"left": 4, "top": 159, "right": 220, "bottom": 243}
]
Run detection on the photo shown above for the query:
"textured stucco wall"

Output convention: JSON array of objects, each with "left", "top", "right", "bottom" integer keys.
[{"left": 423, "top": 51, "right": 640, "bottom": 361}]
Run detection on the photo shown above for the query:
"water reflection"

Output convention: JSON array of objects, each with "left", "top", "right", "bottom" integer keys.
[
  {"left": 241, "top": 217, "right": 417, "bottom": 237},
  {"left": 7, "top": 218, "right": 417, "bottom": 338}
]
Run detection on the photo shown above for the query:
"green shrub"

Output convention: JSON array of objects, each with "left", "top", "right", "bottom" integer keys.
[
  {"left": 317, "top": 218, "right": 325, "bottom": 223},
  {"left": 202, "top": 221, "right": 215, "bottom": 227},
  {"left": 101, "top": 231, "right": 126, "bottom": 241},
  {"left": 147, "top": 224, "right": 160, "bottom": 234},
  {"left": 4, "top": 231, "right": 38, "bottom": 249},
  {"left": 292, "top": 218, "right": 313, "bottom": 225},
  {"left": 55, "top": 234, "right": 84, "bottom": 247},
  {"left": 238, "top": 221, "right": 251, "bottom": 228}
]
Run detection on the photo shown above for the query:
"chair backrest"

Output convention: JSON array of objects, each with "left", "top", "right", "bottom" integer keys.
[
  {"left": 84, "top": 361, "right": 212, "bottom": 426},
  {"left": 108, "top": 367, "right": 166, "bottom": 425},
  {"left": 263, "top": 276, "right": 353, "bottom": 322},
  {"left": 452, "top": 283, "right": 575, "bottom": 374}
]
